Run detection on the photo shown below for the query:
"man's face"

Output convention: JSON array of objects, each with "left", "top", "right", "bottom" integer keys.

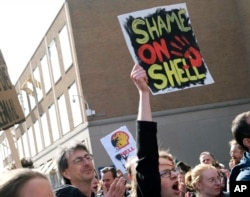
[
  {"left": 63, "top": 149, "right": 94, "bottom": 185},
  {"left": 159, "top": 158, "right": 180, "bottom": 197},
  {"left": 200, "top": 154, "right": 214, "bottom": 165},
  {"left": 230, "top": 144, "right": 244, "bottom": 164},
  {"left": 102, "top": 171, "right": 115, "bottom": 191}
]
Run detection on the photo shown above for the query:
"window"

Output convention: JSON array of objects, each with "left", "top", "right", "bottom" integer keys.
[
  {"left": 49, "top": 104, "right": 60, "bottom": 141},
  {"left": 58, "top": 94, "right": 70, "bottom": 135},
  {"left": 27, "top": 127, "right": 36, "bottom": 157},
  {"left": 34, "top": 120, "right": 43, "bottom": 152},
  {"left": 40, "top": 55, "right": 52, "bottom": 93},
  {"left": 22, "top": 132, "right": 30, "bottom": 158},
  {"left": 33, "top": 67, "right": 43, "bottom": 102},
  {"left": 68, "top": 82, "right": 83, "bottom": 127},
  {"left": 59, "top": 25, "right": 73, "bottom": 71},
  {"left": 17, "top": 137, "right": 24, "bottom": 159},
  {"left": 19, "top": 90, "right": 30, "bottom": 117},
  {"left": 48, "top": 40, "right": 61, "bottom": 83},
  {"left": 41, "top": 113, "right": 51, "bottom": 147}
]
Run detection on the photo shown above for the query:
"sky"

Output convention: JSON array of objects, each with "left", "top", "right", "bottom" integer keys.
[
  {"left": 0, "top": 0, "right": 65, "bottom": 84},
  {"left": 0, "top": 0, "right": 65, "bottom": 172}
]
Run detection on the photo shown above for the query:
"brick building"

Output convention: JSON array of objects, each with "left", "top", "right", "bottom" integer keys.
[{"left": 1, "top": 0, "right": 250, "bottom": 187}]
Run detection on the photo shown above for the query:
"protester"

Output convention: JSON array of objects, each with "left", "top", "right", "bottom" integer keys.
[
  {"left": 199, "top": 151, "right": 228, "bottom": 192},
  {"left": 130, "top": 64, "right": 181, "bottom": 197},
  {"left": 55, "top": 141, "right": 126, "bottom": 197},
  {"left": 97, "top": 166, "right": 130, "bottom": 197},
  {"left": 228, "top": 139, "right": 244, "bottom": 168},
  {"left": 185, "top": 164, "right": 229, "bottom": 197},
  {"left": 0, "top": 168, "right": 54, "bottom": 197},
  {"left": 230, "top": 111, "right": 250, "bottom": 181},
  {"left": 175, "top": 161, "right": 192, "bottom": 197},
  {"left": 91, "top": 169, "right": 99, "bottom": 194}
]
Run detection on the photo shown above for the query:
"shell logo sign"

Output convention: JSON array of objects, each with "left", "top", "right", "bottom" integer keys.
[
  {"left": 111, "top": 131, "right": 129, "bottom": 150},
  {"left": 100, "top": 126, "right": 136, "bottom": 174}
]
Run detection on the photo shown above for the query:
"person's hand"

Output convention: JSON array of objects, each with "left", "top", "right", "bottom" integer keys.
[
  {"left": 130, "top": 64, "right": 149, "bottom": 93},
  {"left": 103, "top": 177, "right": 126, "bottom": 197}
]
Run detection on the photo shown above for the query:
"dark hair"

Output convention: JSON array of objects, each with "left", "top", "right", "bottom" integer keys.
[
  {"left": 231, "top": 111, "right": 250, "bottom": 151},
  {"left": 0, "top": 168, "right": 48, "bottom": 197},
  {"left": 100, "top": 166, "right": 117, "bottom": 179},
  {"left": 57, "top": 142, "right": 89, "bottom": 184},
  {"left": 176, "top": 161, "right": 191, "bottom": 173}
]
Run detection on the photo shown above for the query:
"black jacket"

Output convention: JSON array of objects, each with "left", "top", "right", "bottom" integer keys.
[
  {"left": 54, "top": 184, "right": 95, "bottom": 197},
  {"left": 136, "top": 121, "right": 161, "bottom": 197}
]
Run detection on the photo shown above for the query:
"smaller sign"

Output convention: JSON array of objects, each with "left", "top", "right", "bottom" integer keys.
[{"left": 100, "top": 126, "right": 136, "bottom": 174}]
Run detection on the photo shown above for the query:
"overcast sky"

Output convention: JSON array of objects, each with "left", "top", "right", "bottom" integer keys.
[{"left": 0, "top": 0, "right": 65, "bottom": 84}]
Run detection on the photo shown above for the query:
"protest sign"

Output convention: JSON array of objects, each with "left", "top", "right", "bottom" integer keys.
[
  {"left": 100, "top": 126, "right": 136, "bottom": 174},
  {"left": 118, "top": 3, "right": 214, "bottom": 95},
  {"left": 0, "top": 50, "right": 25, "bottom": 130}
]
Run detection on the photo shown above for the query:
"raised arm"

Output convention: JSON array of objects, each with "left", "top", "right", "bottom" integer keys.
[
  {"left": 130, "top": 64, "right": 152, "bottom": 121},
  {"left": 130, "top": 64, "right": 161, "bottom": 197}
]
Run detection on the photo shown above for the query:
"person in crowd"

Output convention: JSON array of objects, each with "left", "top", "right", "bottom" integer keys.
[
  {"left": 228, "top": 139, "right": 244, "bottom": 169},
  {"left": 175, "top": 161, "right": 192, "bottom": 197},
  {"left": 125, "top": 155, "right": 138, "bottom": 197},
  {"left": 199, "top": 152, "right": 217, "bottom": 166},
  {"left": 97, "top": 166, "right": 130, "bottom": 197},
  {"left": 230, "top": 111, "right": 250, "bottom": 181},
  {"left": 91, "top": 169, "right": 99, "bottom": 194},
  {"left": 199, "top": 151, "right": 228, "bottom": 192},
  {"left": 0, "top": 168, "right": 55, "bottom": 197},
  {"left": 130, "top": 64, "right": 182, "bottom": 197},
  {"left": 55, "top": 141, "right": 126, "bottom": 197},
  {"left": 185, "top": 164, "right": 229, "bottom": 197}
]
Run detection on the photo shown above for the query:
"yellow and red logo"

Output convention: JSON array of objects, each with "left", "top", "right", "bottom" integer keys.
[{"left": 111, "top": 131, "right": 129, "bottom": 149}]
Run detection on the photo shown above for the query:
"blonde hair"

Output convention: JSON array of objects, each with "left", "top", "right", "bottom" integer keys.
[{"left": 185, "top": 164, "right": 218, "bottom": 194}]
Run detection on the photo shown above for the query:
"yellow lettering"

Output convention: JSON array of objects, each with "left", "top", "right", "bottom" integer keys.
[
  {"left": 132, "top": 19, "right": 149, "bottom": 44},
  {"left": 148, "top": 64, "right": 167, "bottom": 89}
]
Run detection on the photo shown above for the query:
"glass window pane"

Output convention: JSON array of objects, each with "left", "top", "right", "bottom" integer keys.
[
  {"left": 22, "top": 132, "right": 30, "bottom": 158},
  {"left": 49, "top": 104, "right": 60, "bottom": 141},
  {"left": 33, "top": 67, "right": 43, "bottom": 102},
  {"left": 41, "top": 113, "right": 51, "bottom": 147},
  {"left": 17, "top": 137, "right": 24, "bottom": 159},
  {"left": 59, "top": 25, "right": 72, "bottom": 71},
  {"left": 34, "top": 121, "right": 43, "bottom": 152},
  {"left": 19, "top": 90, "right": 30, "bottom": 117},
  {"left": 58, "top": 95, "right": 70, "bottom": 135},
  {"left": 27, "top": 127, "right": 36, "bottom": 157},
  {"left": 40, "top": 55, "right": 52, "bottom": 93},
  {"left": 68, "top": 82, "right": 82, "bottom": 127},
  {"left": 49, "top": 40, "right": 61, "bottom": 83}
]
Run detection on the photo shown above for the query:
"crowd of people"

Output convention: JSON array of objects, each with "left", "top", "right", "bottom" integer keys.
[{"left": 0, "top": 64, "right": 249, "bottom": 197}]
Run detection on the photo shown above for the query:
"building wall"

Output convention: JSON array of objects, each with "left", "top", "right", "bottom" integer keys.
[
  {"left": 89, "top": 99, "right": 250, "bottom": 170},
  {"left": 67, "top": 0, "right": 250, "bottom": 119}
]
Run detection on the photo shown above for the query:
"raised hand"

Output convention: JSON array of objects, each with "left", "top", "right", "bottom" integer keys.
[{"left": 103, "top": 177, "right": 127, "bottom": 197}]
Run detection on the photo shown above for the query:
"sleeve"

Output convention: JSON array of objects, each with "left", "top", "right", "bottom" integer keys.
[{"left": 136, "top": 121, "right": 161, "bottom": 197}]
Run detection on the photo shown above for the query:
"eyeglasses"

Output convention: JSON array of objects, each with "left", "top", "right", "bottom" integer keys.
[
  {"left": 72, "top": 154, "right": 94, "bottom": 165},
  {"left": 207, "top": 176, "right": 223, "bottom": 184},
  {"left": 159, "top": 168, "right": 177, "bottom": 178}
]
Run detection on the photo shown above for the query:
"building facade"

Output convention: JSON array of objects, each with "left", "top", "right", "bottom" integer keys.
[{"left": 1, "top": 0, "right": 250, "bottom": 187}]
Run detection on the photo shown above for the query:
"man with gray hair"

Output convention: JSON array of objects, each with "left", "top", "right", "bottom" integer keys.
[{"left": 54, "top": 141, "right": 126, "bottom": 197}]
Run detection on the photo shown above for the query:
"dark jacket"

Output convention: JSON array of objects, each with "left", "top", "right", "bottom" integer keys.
[
  {"left": 54, "top": 184, "right": 95, "bottom": 197},
  {"left": 230, "top": 152, "right": 250, "bottom": 181},
  {"left": 136, "top": 121, "right": 161, "bottom": 197}
]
